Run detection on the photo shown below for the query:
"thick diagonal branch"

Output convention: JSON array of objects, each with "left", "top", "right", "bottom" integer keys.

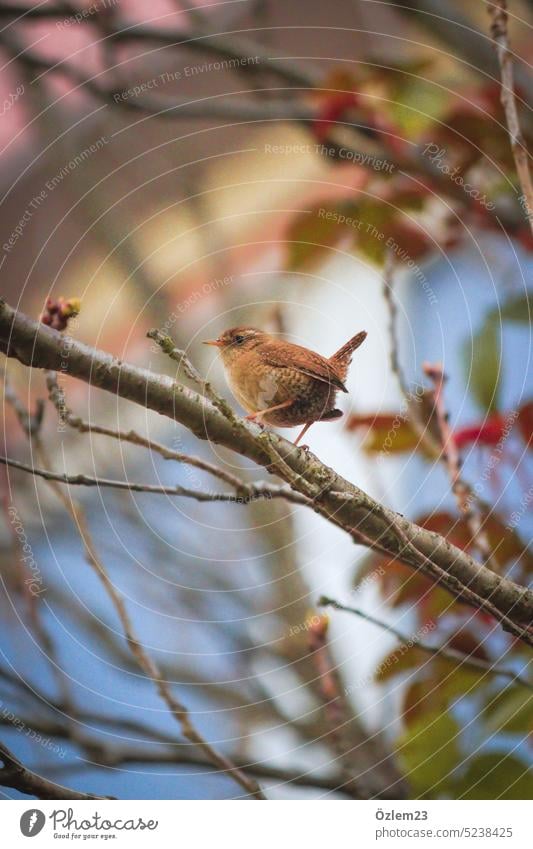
[{"left": 1, "top": 300, "right": 531, "bottom": 637}]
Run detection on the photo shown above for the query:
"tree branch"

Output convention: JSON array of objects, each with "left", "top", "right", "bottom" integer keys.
[
  {"left": 422, "top": 362, "right": 497, "bottom": 568},
  {"left": 0, "top": 453, "right": 311, "bottom": 506},
  {"left": 382, "top": 260, "right": 499, "bottom": 568},
  {"left": 37, "top": 748, "right": 375, "bottom": 797},
  {"left": 0, "top": 4, "right": 315, "bottom": 87},
  {"left": 0, "top": 741, "right": 111, "bottom": 800},
  {"left": 489, "top": 0, "right": 533, "bottom": 234},
  {"left": 46, "top": 369, "right": 310, "bottom": 504},
  {"left": 5, "top": 374, "right": 265, "bottom": 800},
  {"left": 318, "top": 596, "right": 533, "bottom": 691},
  {"left": 1, "top": 300, "right": 532, "bottom": 638}
]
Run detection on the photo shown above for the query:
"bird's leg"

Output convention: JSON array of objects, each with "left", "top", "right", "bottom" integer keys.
[
  {"left": 245, "top": 399, "right": 294, "bottom": 422},
  {"left": 294, "top": 421, "right": 314, "bottom": 446}
]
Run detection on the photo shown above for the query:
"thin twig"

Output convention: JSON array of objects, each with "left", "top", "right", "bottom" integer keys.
[
  {"left": 305, "top": 616, "right": 381, "bottom": 798},
  {"left": 0, "top": 740, "right": 112, "bottom": 800},
  {"left": 383, "top": 249, "right": 410, "bottom": 397},
  {"left": 381, "top": 260, "right": 497, "bottom": 566},
  {"left": 489, "top": 0, "right": 533, "bottom": 235},
  {"left": 147, "top": 329, "right": 238, "bottom": 423},
  {"left": 0, "top": 453, "right": 309, "bottom": 506},
  {"left": 36, "top": 748, "right": 363, "bottom": 796},
  {"left": 46, "top": 371, "right": 250, "bottom": 492},
  {"left": 318, "top": 596, "right": 533, "bottom": 690},
  {"left": 0, "top": 4, "right": 315, "bottom": 88},
  {"left": 423, "top": 362, "right": 497, "bottom": 569},
  {"left": 4, "top": 391, "right": 265, "bottom": 800},
  {"left": 29, "top": 469, "right": 265, "bottom": 798},
  {"left": 381, "top": 256, "right": 440, "bottom": 456}
]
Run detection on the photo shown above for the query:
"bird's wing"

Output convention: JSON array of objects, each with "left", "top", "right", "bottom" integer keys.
[{"left": 260, "top": 342, "right": 348, "bottom": 392}]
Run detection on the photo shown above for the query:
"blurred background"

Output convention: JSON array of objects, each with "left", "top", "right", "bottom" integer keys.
[{"left": 0, "top": 0, "right": 532, "bottom": 799}]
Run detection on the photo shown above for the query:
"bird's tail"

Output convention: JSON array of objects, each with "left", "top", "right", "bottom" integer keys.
[{"left": 330, "top": 331, "right": 367, "bottom": 379}]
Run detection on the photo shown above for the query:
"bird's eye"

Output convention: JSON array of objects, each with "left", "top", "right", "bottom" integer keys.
[{"left": 234, "top": 335, "right": 245, "bottom": 345}]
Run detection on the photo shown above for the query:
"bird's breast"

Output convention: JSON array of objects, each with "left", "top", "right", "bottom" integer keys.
[{"left": 224, "top": 356, "right": 337, "bottom": 424}]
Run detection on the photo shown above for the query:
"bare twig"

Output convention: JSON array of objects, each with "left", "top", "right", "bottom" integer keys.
[
  {"left": 0, "top": 4, "right": 314, "bottom": 87},
  {"left": 383, "top": 249, "right": 410, "bottom": 398},
  {"left": 318, "top": 596, "right": 533, "bottom": 691},
  {"left": 4, "top": 387, "right": 265, "bottom": 800},
  {"left": 304, "top": 616, "right": 401, "bottom": 798},
  {"left": 34, "top": 473, "right": 265, "bottom": 798},
  {"left": 147, "top": 329, "right": 238, "bottom": 423},
  {"left": 0, "top": 453, "right": 309, "bottom": 506},
  {"left": 422, "top": 363, "right": 469, "bottom": 510},
  {"left": 36, "top": 746, "right": 387, "bottom": 797},
  {"left": 489, "top": 0, "right": 533, "bottom": 234},
  {"left": 0, "top": 740, "right": 112, "bottom": 800},
  {"left": 422, "top": 362, "right": 497, "bottom": 568},
  {"left": 381, "top": 261, "right": 497, "bottom": 567},
  {"left": 46, "top": 371, "right": 251, "bottom": 492},
  {"left": 3, "top": 379, "right": 44, "bottom": 437}
]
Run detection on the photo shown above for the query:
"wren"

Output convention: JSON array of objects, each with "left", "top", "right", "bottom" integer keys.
[{"left": 204, "top": 327, "right": 367, "bottom": 445}]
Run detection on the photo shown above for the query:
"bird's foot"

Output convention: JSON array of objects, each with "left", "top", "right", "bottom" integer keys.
[{"left": 245, "top": 413, "right": 266, "bottom": 429}]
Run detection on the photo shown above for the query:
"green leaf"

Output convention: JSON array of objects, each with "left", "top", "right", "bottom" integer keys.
[
  {"left": 346, "top": 413, "right": 420, "bottom": 454},
  {"left": 453, "top": 753, "right": 533, "bottom": 799},
  {"left": 375, "top": 645, "right": 428, "bottom": 682},
  {"left": 463, "top": 313, "right": 501, "bottom": 413},
  {"left": 499, "top": 294, "right": 530, "bottom": 324},
  {"left": 398, "top": 664, "right": 486, "bottom": 726},
  {"left": 285, "top": 207, "right": 350, "bottom": 271},
  {"left": 397, "top": 711, "right": 461, "bottom": 797},
  {"left": 483, "top": 687, "right": 533, "bottom": 736}
]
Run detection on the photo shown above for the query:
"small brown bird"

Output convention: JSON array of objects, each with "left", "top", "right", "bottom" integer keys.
[{"left": 203, "top": 327, "right": 367, "bottom": 445}]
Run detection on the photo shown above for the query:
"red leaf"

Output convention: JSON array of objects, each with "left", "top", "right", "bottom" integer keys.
[
  {"left": 312, "top": 92, "right": 360, "bottom": 141},
  {"left": 517, "top": 401, "right": 533, "bottom": 448},
  {"left": 454, "top": 414, "right": 506, "bottom": 449}
]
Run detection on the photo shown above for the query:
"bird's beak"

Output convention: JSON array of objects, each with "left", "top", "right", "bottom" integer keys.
[{"left": 202, "top": 339, "right": 223, "bottom": 347}]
